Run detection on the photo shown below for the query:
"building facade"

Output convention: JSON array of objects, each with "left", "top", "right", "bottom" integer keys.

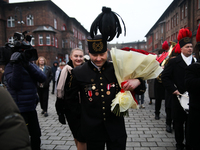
[
  {"left": 0, "top": 0, "right": 89, "bottom": 65},
  {"left": 145, "top": 0, "right": 200, "bottom": 57}
]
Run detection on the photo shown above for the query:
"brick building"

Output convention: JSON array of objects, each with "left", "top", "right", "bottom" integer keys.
[
  {"left": 145, "top": 0, "right": 200, "bottom": 57},
  {"left": 0, "top": 0, "right": 89, "bottom": 65}
]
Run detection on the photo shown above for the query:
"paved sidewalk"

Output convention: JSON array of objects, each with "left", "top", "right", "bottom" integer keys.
[{"left": 37, "top": 84, "right": 176, "bottom": 150}]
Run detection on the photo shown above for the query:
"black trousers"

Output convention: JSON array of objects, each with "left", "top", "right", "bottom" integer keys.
[
  {"left": 52, "top": 80, "right": 56, "bottom": 93},
  {"left": 21, "top": 110, "right": 41, "bottom": 150},
  {"left": 154, "top": 79, "right": 165, "bottom": 115},
  {"left": 174, "top": 116, "right": 189, "bottom": 149},
  {"left": 87, "top": 135, "right": 127, "bottom": 150},
  {"left": 188, "top": 107, "right": 200, "bottom": 150},
  {"left": 37, "top": 88, "right": 49, "bottom": 112},
  {"left": 165, "top": 107, "right": 172, "bottom": 126}
]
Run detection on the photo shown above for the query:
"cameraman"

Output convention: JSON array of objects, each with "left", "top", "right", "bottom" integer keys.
[{"left": 4, "top": 51, "right": 46, "bottom": 150}]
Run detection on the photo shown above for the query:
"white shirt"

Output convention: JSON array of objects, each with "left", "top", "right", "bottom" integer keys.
[{"left": 181, "top": 53, "right": 193, "bottom": 66}]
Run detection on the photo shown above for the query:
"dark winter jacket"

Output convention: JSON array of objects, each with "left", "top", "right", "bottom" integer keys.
[
  {"left": 37, "top": 65, "right": 52, "bottom": 88},
  {"left": 0, "top": 87, "right": 31, "bottom": 150},
  {"left": 51, "top": 61, "right": 59, "bottom": 81},
  {"left": 4, "top": 62, "right": 46, "bottom": 112}
]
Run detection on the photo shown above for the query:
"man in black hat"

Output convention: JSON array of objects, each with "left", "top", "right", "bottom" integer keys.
[
  {"left": 162, "top": 28, "right": 195, "bottom": 150},
  {"left": 66, "top": 35, "right": 143, "bottom": 150}
]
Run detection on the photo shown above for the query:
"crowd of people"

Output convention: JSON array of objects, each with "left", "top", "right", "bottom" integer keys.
[
  {"left": 1, "top": 6, "right": 200, "bottom": 150},
  {"left": 147, "top": 27, "right": 199, "bottom": 150}
]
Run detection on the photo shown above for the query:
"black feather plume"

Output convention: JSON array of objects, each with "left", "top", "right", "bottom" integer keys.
[{"left": 90, "top": 6, "right": 126, "bottom": 42}]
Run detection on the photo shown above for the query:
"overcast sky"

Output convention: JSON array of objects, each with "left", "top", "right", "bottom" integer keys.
[{"left": 9, "top": 0, "right": 173, "bottom": 44}]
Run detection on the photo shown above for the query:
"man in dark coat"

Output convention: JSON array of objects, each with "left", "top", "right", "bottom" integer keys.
[
  {"left": 4, "top": 52, "right": 46, "bottom": 150},
  {"left": 66, "top": 35, "right": 143, "bottom": 150},
  {"left": 162, "top": 28, "right": 195, "bottom": 150},
  {"left": 184, "top": 25, "right": 200, "bottom": 149},
  {"left": 51, "top": 61, "right": 58, "bottom": 94},
  {"left": 185, "top": 59, "right": 200, "bottom": 150}
]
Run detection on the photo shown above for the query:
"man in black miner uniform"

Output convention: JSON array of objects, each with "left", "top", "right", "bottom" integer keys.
[
  {"left": 162, "top": 28, "right": 195, "bottom": 150},
  {"left": 67, "top": 35, "right": 143, "bottom": 150}
]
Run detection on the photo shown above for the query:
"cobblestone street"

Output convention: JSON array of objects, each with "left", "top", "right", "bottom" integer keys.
[{"left": 37, "top": 83, "right": 176, "bottom": 150}]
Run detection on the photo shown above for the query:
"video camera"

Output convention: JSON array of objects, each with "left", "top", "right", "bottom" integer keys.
[{"left": 0, "top": 31, "right": 38, "bottom": 65}]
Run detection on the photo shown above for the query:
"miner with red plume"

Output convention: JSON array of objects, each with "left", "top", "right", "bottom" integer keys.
[
  {"left": 185, "top": 25, "right": 200, "bottom": 150},
  {"left": 162, "top": 28, "right": 196, "bottom": 150},
  {"left": 162, "top": 41, "right": 169, "bottom": 51}
]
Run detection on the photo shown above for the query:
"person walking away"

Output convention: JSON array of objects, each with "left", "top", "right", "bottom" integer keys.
[
  {"left": 51, "top": 61, "right": 58, "bottom": 94},
  {"left": 36, "top": 56, "right": 52, "bottom": 117}
]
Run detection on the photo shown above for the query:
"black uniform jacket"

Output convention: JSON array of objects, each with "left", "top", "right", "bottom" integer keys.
[
  {"left": 161, "top": 54, "right": 196, "bottom": 120},
  {"left": 67, "top": 60, "right": 127, "bottom": 141},
  {"left": 185, "top": 61, "right": 200, "bottom": 108}
]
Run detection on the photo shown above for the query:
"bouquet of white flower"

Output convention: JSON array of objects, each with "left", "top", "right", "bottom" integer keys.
[{"left": 110, "top": 47, "right": 163, "bottom": 116}]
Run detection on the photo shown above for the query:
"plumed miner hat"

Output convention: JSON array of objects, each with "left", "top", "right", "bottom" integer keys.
[{"left": 87, "top": 35, "right": 107, "bottom": 54}]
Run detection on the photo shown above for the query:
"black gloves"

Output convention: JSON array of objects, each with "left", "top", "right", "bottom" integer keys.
[
  {"left": 10, "top": 52, "right": 29, "bottom": 69},
  {"left": 55, "top": 97, "right": 66, "bottom": 125},
  {"left": 10, "top": 52, "right": 22, "bottom": 64}
]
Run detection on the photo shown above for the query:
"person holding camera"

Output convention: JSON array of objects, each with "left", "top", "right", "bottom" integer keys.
[
  {"left": 4, "top": 51, "right": 46, "bottom": 150},
  {"left": 36, "top": 56, "right": 52, "bottom": 117}
]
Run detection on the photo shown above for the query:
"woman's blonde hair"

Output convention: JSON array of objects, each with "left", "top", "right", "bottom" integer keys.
[
  {"left": 70, "top": 48, "right": 84, "bottom": 57},
  {"left": 36, "top": 56, "right": 47, "bottom": 66}
]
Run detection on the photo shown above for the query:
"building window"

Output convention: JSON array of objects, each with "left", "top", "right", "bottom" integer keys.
[
  {"left": 174, "top": 15, "right": 176, "bottom": 27},
  {"left": 176, "top": 13, "right": 179, "bottom": 25},
  {"left": 185, "top": 5, "right": 187, "bottom": 17},
  {"left": 160, "top": 24, "right": 163, "bottom": 34},
  {"left": 8, "top": 37, "right": 14, "bottom": 44},
  {"left": 156, "top": 32, "right": 158, "bottom": 40},
  {"left": 168, "top": 21, "right": 170, "bottom": 31},
  {"left": 27, "top": 14, "right": 34, "bottom": 26},
  {"left": 30, "top": 37, "right": 35, "bottom": 46},
  {"left": 46, "top": 35, "right": 50, "bottom": 45},
  {"left": 197, "top": 19, "right": 200, "bottom": 26},
  {"left": 171, "top": 18, "right": 173, "bottom": 29},
  {"left": 198, "top": 0, "right": 200, "bottom": 9},
  {"left": 181, "top": 6, "right": 184, "bottom": 20},
  {"left": 54, "top": 19, "right": 57, "bottom": 29},
  {"left": 7, "top": 16, "right": 15, "bottom": 27},
  {"left": 62, "top": 40, "right": 65, "bottom": 48},
  {"left": 52, "top": 36, "right": 55, "bottom": 46},
  {"left": 62, "top": 24, "right": 67, "bottom": 31},
  {"left": 55, "top": 38, "right": 58, "bottom": 47},
  {"left": 39, "top": 35, "right": 43, "bottom": 45},
  {"left": 78, "top": 41, "right": 82, "bottom": 49}
]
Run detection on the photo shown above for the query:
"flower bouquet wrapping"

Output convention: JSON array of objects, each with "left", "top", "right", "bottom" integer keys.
[{"left": 110, "top": 47, "right": 163, "bottom": 116}]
